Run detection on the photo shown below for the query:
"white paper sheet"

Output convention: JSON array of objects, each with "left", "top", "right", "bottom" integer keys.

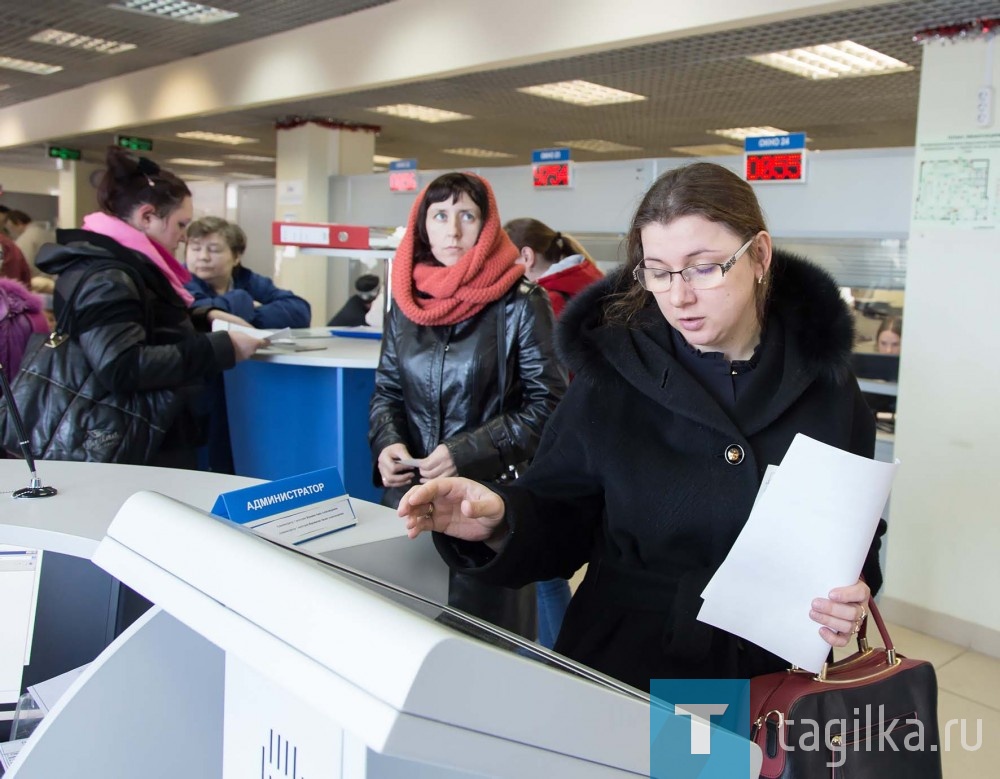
[
  {"left": 697, "top": 434, "right": 897, "bottom": 673},
  {"left": 210, "top": 320, "right": 292, "bottom": 343}
]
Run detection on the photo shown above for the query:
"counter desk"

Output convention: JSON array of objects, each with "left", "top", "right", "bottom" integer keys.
[
  {"left": 224, "top": 332, "right": 382, "bottom": 503},
  {"left": 0, "top": 458, "right": 445, "bottom": 744}
]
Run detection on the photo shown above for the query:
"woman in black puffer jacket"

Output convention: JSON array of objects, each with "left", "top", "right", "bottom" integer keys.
[{"left": 35, "top": 146, "right": 265, "bottom": 468}]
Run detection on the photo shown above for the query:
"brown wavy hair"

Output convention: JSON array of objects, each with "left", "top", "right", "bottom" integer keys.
[{"left": 604, "top": 162, "right": 771, "bottom": 327}]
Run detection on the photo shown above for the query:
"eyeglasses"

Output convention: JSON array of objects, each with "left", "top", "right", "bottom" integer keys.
[{"left": 633, "top": 237, "right": 755, "bottom": 292}]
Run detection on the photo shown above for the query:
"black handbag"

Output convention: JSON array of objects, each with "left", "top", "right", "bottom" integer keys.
[
  {"left": 0, "top": 260, "right": 182, "bottom": 465},
  {"left": 749, "top": 597, "right": 942, "bottom": 778}
]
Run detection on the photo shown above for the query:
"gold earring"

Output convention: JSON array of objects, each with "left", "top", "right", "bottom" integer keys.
[{"left": 757, "top": 276, "right": 764, "bottom": 285}]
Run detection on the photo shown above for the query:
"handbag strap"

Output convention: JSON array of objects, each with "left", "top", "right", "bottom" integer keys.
[
  {"left": 54, "top": 258, "right": 153, "bottom": 342},
  {"left": 484, "top": 294, "right": 519, "bottom": 479},
  {"left": 496, "top": 296, "right": 506, "bottom": 413},
  {"left": 856, "top": 596, "right": 895, "bottom": 653},
  {"left": 814, "top": 597, "right": 898, "bottom": 682}
]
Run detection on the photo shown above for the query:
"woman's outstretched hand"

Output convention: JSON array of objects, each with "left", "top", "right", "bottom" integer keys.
[{"left": 398, "top": 477, "right": 508, "bottom": 546}]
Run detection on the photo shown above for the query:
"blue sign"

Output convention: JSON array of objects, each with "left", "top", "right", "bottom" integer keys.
[
  {"left": 650, "top": 678, "right": 752, "bottom": 779},
  {"left": 211, "top": 466, "right": 345, "bottom": 525},
  {"left": 531, "top": 147, "right": 571, "bottom": 164},
  {"left": 389, "top": 158, "right": 418, "bottom": 171},
  {"left": 744, "top": 132, "right": 806, "bottom": 152}
]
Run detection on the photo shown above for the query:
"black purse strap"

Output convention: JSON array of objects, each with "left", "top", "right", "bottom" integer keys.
[
  {"left": 496, "top": 296, "right": 507, "bottom": 413},
  {"left": 486, "top": 294, "right": 520, "bottom": 480},
  {"left": 52, "top": 258, "right": 153, "bottom": 345}
]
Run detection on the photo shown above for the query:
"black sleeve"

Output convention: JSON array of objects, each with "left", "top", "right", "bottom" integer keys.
[{"left": 72, "top": 268, "right": 235, "bottom": 393}]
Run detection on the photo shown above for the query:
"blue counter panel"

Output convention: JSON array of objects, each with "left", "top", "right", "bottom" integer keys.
[{"left": 224, "top": 361, "right": 380, "bottom": 503}]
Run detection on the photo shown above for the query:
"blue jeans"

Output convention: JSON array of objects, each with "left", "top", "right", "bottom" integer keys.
[{"left": 536, "top": 577, "right": 572, "bottom": 649}]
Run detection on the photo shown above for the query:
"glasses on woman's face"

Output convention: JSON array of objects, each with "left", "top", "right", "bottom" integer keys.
[{"left": 633, "top": 237, "right": 754, "bottom": 292}]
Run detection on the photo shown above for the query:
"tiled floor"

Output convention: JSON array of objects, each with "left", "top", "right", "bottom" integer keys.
[{"left": 885, "top": 622, "right": 1000, "bottom": 777}]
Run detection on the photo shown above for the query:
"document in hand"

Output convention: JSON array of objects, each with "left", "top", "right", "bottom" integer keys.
[
  {"left": 697, "top": 434, "right": 897, "bottom": 673},
  {"left": 211, "top": 321, "right": 326, "bottom": 352}
]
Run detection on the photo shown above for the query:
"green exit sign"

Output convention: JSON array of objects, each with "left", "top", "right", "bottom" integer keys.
[
  {"left": 48, "top": 146, "right": 82, "bottom": 161},
  {"left": 115, "top": 135, "right": 154, "bottom": 152}
]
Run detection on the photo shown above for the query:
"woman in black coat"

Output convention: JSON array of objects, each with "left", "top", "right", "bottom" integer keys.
[
  {"left": 34, "top": 147, "right": 265, "bottom": 468},
  {"left": 396, "top": 163, "right": 883, "bottom": 691},
  {"left": 369, "top": 172, "right": 566, "bottom": 639}
]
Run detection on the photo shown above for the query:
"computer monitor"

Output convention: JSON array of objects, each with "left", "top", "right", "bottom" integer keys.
[
  {"left": 851, "top": 352, "right": 900, "bottom": 383},
  {"left": 852, "top": 352, "right": 899, "bottom": 430}
]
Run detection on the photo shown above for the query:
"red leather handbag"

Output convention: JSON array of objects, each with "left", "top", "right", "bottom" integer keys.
[{"left": 749, "top": 598, "right": 942, "bottom": 778}]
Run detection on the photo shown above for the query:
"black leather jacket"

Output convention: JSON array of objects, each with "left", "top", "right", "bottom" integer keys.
[
  {"left": 369, "top": 279, "right": 566, "bottom": 484},
  {"left": 36, "top": 229, "right": 235, "bottom": 456}
]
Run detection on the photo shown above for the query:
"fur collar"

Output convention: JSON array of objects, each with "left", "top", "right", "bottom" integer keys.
[{"left": 557, "top": 248, "right": 855, "bottom": 386}]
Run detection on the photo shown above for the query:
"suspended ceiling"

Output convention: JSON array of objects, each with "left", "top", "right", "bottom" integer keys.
[{"left": 0, "top": 0, "right": 997, "bottom": 179}]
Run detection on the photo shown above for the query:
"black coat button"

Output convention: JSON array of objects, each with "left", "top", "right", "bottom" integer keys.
[{"left": 725, "top": 444, "right": 745, "bottom": 465}]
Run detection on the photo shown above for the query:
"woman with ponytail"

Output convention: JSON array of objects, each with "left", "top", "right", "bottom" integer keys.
[
  {"left": 34, "top": 146, "right": 265, "bottom": 468},
  {"left": 369, "top": 172, "right": 566, "bottom": 638},
  {"left": 504, "top": 217, "right": 604, "bottom": 318},
  {"left": 502, "top": 217, "right": 604, "bottom": 649}
]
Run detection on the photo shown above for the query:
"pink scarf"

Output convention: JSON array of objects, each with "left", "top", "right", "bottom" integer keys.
[
  {"left": 82, "top": 211, "right": 194, "bottom": 305},
  {"left": 391, "top": 175, "right": 523, "bottom": 326}
]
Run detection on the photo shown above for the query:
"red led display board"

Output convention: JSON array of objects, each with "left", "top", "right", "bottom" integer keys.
[
  {"left": 745, "top": 151, "right": 806, "bottom": 182},
  {"left": 533, "top": 162, "right": 571, "bottom": 188},
  {"left": 389, "top": 170, "right": 418, "bottom": 192}
]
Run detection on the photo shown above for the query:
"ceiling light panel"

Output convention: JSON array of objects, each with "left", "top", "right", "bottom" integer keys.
[
  {"left": 168, "top": 158, "right": 225, "bottom": 166},
  {"left": 223, "top": 154, "right": 275, "bottom": 162},
  {"left": 177, "top": 131, "right": 258, "bottom": 145},
  {"left": 370, "top": 104, "right": 472, "bottom": 123},
  {"left": 748, "top": 40, "right": 912, "bottom": 80},
  {"left": 518, "top": 80, "right": 645, "bottom": 106},
  {"left": 442, "top": 148, "right": 515, "bottom": 159},
  {"left": 0, "top": 56, "right": 62, "bottom": 75},
  {"left": 29, "top": 29, "right": 136, "bottom": 55},
  {"left": 556, "top": 139, "right": 642, "bottom": 153},
  {"left": 373, "top": 155, "right": 401, "bottom": 165},
  {"left": 671, "top": 143, "right": 745, "bottom": 156},
  {"left": 108, "top": 1, "right": 239, "bottom": 25},
  {"left": 710, "top": 126, "right": 790, "bottom": 141}
]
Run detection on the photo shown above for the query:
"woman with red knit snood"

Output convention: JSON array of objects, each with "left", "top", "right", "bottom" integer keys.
[{"left": 369, "top": 172, "right": 566, "bottom": 638}]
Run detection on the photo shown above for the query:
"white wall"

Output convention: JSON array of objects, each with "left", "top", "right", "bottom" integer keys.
[
  {"left": 330, "top": 148, "right": 914, "bottom": 238},
  {"left": 0, "top": 166, "right": 59, "bottom": 196},
  {"left": 882, "top": 38, "right": 1000, "bottom": 654}
]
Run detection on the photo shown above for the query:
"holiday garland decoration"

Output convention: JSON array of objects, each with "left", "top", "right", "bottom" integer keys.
[
  {"left": 913, "top": 18, "right": 1000, "bottom": 44},
  {"left": 275, "top": 116, "right": 381, "bottom": 134}
]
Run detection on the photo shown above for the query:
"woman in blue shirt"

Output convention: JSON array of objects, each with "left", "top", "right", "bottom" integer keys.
[
  {"left": 185, "top": 216, "right": 310, "bottom": 329},
  {"left": 184, "top": 216, "right": 310, "bottom": 473}
]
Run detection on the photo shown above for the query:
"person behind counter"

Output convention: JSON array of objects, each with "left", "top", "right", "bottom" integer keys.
[
  {"left": 396, "top": 162, "right": 884, "bottom": 691},
  {"left": 185, "top": 216, "right": 311, "bottom": 329},
  {"left": 876, "top": 316, "right": 902, "bottom": 355},
  {"left": 369, "top": 172, "right": 566, "bottom": 639},
  {"left": 328, "top": 273, "right": 381, "bottom": 327},
  {"left": 34, "top": 147, "right": 266, "bottom": 468},
  {"left": 503, "top": 216, "right": 605, "bottom": 649}
]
